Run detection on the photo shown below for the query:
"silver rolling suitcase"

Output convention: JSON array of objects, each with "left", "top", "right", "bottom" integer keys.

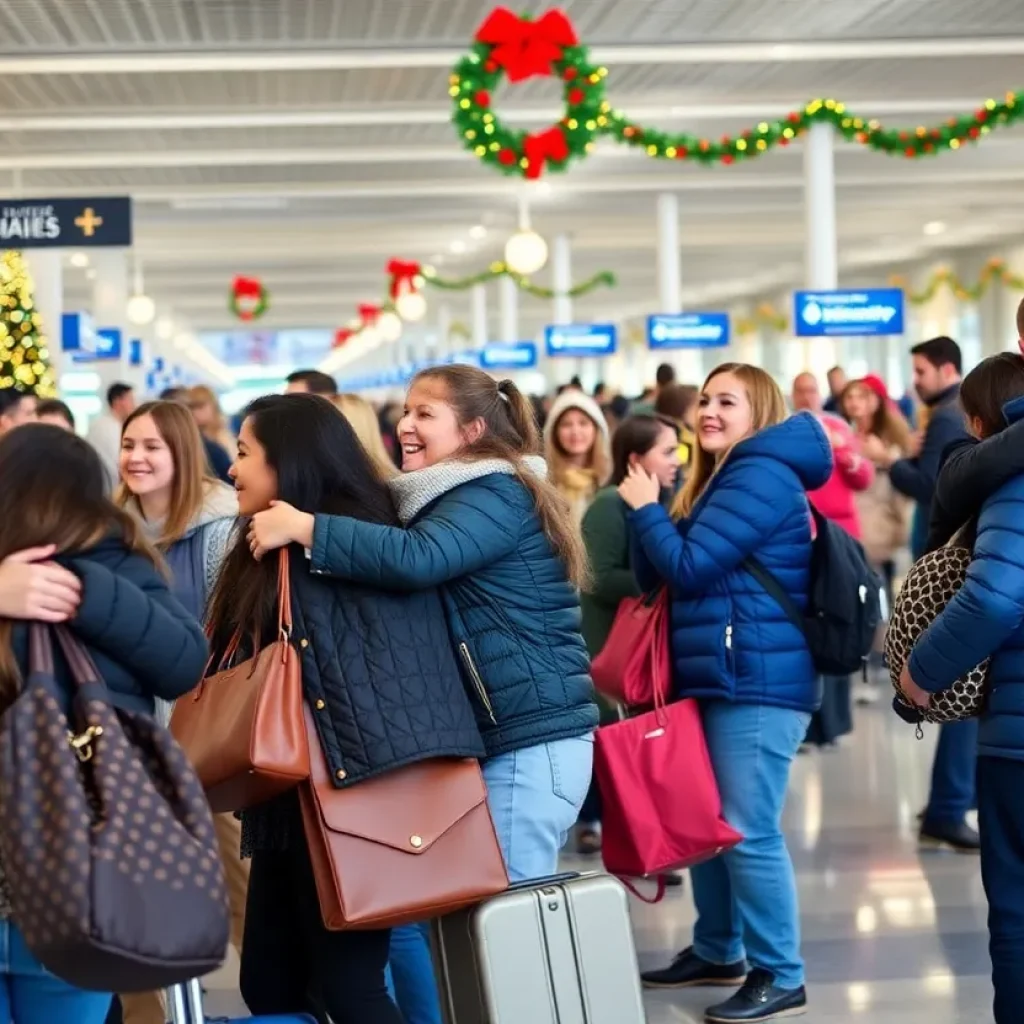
[{"left": 433, "top": 873, "right": 647, "bottom": 1024}]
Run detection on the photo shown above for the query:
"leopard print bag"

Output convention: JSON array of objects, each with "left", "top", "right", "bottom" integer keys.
[{"left": 885, "top": 526, "right": 989, "bottom": 724}]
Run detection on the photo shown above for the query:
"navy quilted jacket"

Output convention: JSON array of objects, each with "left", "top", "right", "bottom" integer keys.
[
  {"left": 308, "top": 464, "right": 598, "bottom": 758},
  {"left": 287, "top": 552, "right": 485, "bottom": 787},
  {"left": 909, "top": 397, "right": 1024, "bottom": 760},
  {"left": 629, "top": 414, "right": 833, "bottom": 712},
  {"left": 10, "top": 535, "right": 209, "bottom": 716}
]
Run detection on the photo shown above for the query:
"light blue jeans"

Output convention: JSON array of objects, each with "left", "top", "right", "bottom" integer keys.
[
  {"left": 385, "top": 735, "right": 595, "bottom": 1021},
  {"left": 691, "top": 702, "right": 810, "bottom": 990},
  {"left": 0, "top": 920, "right": 111, "bottom": 1024}
]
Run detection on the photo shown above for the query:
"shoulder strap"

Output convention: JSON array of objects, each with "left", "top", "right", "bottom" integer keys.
[{"left": 742, "top": 557, "right": 805, "bottom": 635}]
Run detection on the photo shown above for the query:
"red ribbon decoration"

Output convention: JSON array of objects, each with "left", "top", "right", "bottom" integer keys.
[
  {"left": 333, "top": 328, "right": 354, "bottom": 349},
  {"left": 524, "top": 127, "right": 570, "bottom": 179},
  {"left": 475, "top": 7, "right": 578, "bottom": 83},
  {"left": 232, "top": 276, "right": 262, "bottom": 299},
  {"left": 386, "top": 259, "right": 422, "bottom": 299},
  {"left": 358, "top": 303, "right": 382, "bottom": 325}
]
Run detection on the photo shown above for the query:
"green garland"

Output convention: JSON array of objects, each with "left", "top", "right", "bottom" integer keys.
[
  {"left": 892, "top": 257, "right": 1024, "bottom": 304},
  {"left": 423, "top": 263, "right": 615, "bottom": 298},
  {"left": 451, "top": 9, "right": 1022, "bottom": 175}
]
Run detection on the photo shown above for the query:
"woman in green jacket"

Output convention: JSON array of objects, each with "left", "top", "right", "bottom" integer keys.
[{"left": 577, "top": 414, "right": 681, "bottom": 852}]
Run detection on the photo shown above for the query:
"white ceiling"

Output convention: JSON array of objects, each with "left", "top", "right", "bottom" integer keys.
[{"left": 4, "top": 0, "right": 1024, "bottom": 338}]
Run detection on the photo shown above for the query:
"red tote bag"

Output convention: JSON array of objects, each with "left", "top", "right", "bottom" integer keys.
[
  {"left": 590, "top": 589, "right": 671, "bottom": 707},
  {"left": 594, "top": 688, "right": 742, "bottom": 903}
]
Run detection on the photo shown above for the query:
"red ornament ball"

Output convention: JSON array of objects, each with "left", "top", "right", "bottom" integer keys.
[
  {"left": 787, "top": 112, "right": 802, "bottom": 124},
  {"left": 568, "top": 87, "right": 585, "bottom": 106},
  {"left": 904, "top": 146, "right": 916, "bottom": 158},
  {"left": 976, "top": 110, "right": 989, "bottom": 123},
  {"left": 563, "top": 66, "right": 578, "bottom": 81},
  {"left": 969, "top": 126, "right": 981, "bottom": 139},
  {"left": 498, "top": 148, "right": 517, "bottom": 166},
  {"left": 475, "top": 90, "right": 491, "bottom": 108},
  {"left": 675, "top": 147, "right": 689, "bottom": 159},
  {"left": 485, "top": 59, "right": 498, "bottom": 73},
  {"left": 721, "top": 154, "right": 735, "bottom": 165}
]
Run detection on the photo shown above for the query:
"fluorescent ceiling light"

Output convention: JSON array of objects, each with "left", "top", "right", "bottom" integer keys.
[
  {"left": 469, "top": 225, "right": 487, "bottom": 240},
  {"left": 170, "top": 197, "right": 289, "bottom": 211},
  {"left": 449, "top": 239, "right": 467, "bottom": 254},
  {"left": 923, "top": 220, "right": 947, "bottom": 236}
]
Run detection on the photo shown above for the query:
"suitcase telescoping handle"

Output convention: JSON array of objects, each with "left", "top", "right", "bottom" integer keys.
[
  {"left": 504, "top": 871, "right": 581, "bottom": 893},
  {"left": 167, "top": 980, "right": 204, "bottom": 1024}
]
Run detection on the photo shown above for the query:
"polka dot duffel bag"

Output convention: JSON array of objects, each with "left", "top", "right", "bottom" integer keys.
[{"left": 885, "top": 530, "right": 989, "bottom": 724}]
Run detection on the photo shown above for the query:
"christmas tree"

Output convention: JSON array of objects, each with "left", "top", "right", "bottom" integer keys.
[{"left": 0, "top": 250, "right": 55, "bottom": 395}]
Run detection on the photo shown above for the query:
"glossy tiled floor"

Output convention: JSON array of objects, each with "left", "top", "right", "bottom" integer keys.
[{"left": 205, "top": 700, "right": 992, "bottom": 1022}]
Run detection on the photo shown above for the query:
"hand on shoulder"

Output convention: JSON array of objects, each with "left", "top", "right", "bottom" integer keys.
[{"left": 0, "top": 545, "right": 81, "bottom": 622}]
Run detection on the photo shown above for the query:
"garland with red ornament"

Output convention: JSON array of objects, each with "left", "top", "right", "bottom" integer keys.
[
  {"left": 451, "top": 7, "right": 1024, "bottom": 176},
  {"left": 229, "top": 276, "right": 269, "bottom": 321}
]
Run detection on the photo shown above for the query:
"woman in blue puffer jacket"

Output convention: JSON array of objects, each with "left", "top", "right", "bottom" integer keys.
[
  {"left": 620, "top": 363, "right": 832, "bottom": 1024},
  {"left": 898, "top": 353, "right": 1024, "bottom": 1024}
]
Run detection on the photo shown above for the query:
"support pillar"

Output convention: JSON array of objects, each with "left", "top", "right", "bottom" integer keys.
[
  {"left": 500, "top": 275, "right": 519, "bottom": 343},
  {"left": 803, "top": 122, "right": 838, "bottom": 373},
  {"left": 471, "top": 284, "right": 488, "bottom": 350},
  {"left": 22, "top": 250, "right": 64, "bottom": 389},
  {"left": 656, "top": 192, "right": 702, "bottom": 383},
  {"left": 90, "top": 250, "right": 130, "bottom": 388},
  {"left": 550, "top": 234, "right": 576, "bottom": 387}
]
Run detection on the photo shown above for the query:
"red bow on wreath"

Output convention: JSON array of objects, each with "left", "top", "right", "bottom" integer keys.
[
  {"left": 386, "top": 259, "right": 422, "bottom": 299},
  {"left": 524, "top": 127, "right": 570, "bottom": 179},
  {"left": 231, "top": 275, "right": 266, "bottom": 321},
  {"left": 232, "top": 276, "right": 262, "bottom": 300},
  {"left": 333, "top": 327, "right": 354, "bottom": 349},
  {"left": 475, "top": 7, "right": 578, "bottom": 83}
]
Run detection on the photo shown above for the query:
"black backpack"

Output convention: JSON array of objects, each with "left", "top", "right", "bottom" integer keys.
[{"left": 743, "top": 505, "right": 883, "bottom": 677}]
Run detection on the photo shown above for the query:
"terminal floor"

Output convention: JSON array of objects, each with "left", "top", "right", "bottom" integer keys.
[{"left": 205, "top": 702, "right": 992, "bottom": 1022}]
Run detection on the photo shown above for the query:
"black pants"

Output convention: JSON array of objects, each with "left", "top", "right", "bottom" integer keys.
[
  {"left": 805, "top": 675, "right": 853, "bottom": 746},
  {"left": 978, "top": 756, "right": 1024, "bottom": 1023},
  {"left": 240, "top": 839, "right": 403, "bottom": 1024}
]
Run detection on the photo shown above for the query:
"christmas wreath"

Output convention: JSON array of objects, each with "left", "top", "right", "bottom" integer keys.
[
  {"left": 229, "top": 276, "right": 269, "bottom": 321},
  {"left": 450, "top": 8, "right": 608, "bottom": 179}
]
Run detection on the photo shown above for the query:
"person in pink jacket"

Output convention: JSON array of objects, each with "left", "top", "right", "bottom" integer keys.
[
  {"left": 791, "top": 372, "right": 875, "bottom": 749},
  {"left": 792, "top": 373, "right": 874, "bottom": 538}
]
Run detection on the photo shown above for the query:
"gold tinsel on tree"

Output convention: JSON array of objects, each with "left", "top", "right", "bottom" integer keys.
[{"left": 0, "top": 250, "right": 56, "bottom": 396}]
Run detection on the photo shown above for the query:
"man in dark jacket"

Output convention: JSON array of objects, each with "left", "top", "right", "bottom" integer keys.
[{"left": 884, "top": 337, "right": 978, "bottom": 852}]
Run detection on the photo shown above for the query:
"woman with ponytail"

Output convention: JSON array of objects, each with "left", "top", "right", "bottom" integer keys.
[{"left": 247, "top": 365, "right": 598, "bottom": 877}]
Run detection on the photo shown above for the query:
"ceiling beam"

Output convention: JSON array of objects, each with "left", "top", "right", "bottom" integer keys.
[
  {"left": 0, "top": 98, "right": 987, "bottom": 133},
  {"left": 3, "top": 37, "right": 1024, "bottom": 75}
]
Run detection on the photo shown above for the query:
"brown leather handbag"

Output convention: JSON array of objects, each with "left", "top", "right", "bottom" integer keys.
[
  {"left": 298, "top": 705, "right": 509, "bottom": 930},
  {"left": 171, "top": 549, "right": 308, "bottom": 813}
]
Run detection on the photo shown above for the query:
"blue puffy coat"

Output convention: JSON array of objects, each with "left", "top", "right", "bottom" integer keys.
[
  {"left": 909, "top": 396, "right": 1024, "bottom": 760},
  {"left": 308, "top": 459, "right": 598, "bottom": 757},
  {"left": 629, "top": 414, "right": 832, "bottom": 712}
]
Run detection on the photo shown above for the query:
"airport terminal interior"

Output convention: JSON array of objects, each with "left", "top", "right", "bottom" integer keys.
[{"left": 1, "top": 0, "right": 1022, "bottom": 1021}]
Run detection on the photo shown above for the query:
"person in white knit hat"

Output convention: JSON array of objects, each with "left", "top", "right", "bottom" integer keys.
[{"left": 543, "top": 389, "right": 611, "bottom": 523}]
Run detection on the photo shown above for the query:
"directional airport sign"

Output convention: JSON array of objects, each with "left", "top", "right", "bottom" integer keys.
[
  {"left": 544, "top": 323, "right": 617, "bottom": 358},
  {"left": 647, "top": 312, "right": 730, "bottom": 350},
  {"left": 794, "top": 288, "right": 905, "bottom": 338},
  {"left": 479, "top": 342, "right": 538, "bottom": 370}
]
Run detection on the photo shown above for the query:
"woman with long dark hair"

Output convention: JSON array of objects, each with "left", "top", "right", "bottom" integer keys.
[
  {"left": 205, "top": 394, "right": 484, "bottom": 1024},
  {"left": 0, "top": 425, "right": 208, "bottom": 1024}
]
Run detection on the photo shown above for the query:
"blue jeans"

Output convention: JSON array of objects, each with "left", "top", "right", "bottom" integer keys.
[
  {"left": 978, "top": 756, "right": 1024, "bottom": 1023},
  {"left": 482, "top": 735, "right": 595, "bottom": 882},
  {"left": 384, "top": 736, "right": 594, "bottom": 1021},
  {"left": 691, "top": 702, "right": 810, "bottom": 990},
  {"left": 385, "top": 922, "right": 440, "bottom": 1024},
  {"left": 925, "top": 718, "right": 978, "bottom": 826},
  {"left": 0, "top": 920, "right": 111, "bottom": 1024}
]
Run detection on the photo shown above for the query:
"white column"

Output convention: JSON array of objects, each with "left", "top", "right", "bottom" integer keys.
[
  {"left": 655, "top": 192, "right": 702, "bottom": 383},
  {"left": 22, "top": 251, "right": 64, "bottom": 389},
  {"left": 549, "top": 235, "right": 577, "bottom": 386},
  {"left": 804, "top": 122, "right": 838, "bottom": 371},
  {"left": 471, "top": 284, "right": 488, "bottom": 350},
  {"left": 500, "top": 275, "right": 519, "bottom": 342},
  {"left": 90, "top": 250, "right": 130, "bottom": 387},
  {"left": 436, "top": 303, "right": 452, "bottom": 361}
]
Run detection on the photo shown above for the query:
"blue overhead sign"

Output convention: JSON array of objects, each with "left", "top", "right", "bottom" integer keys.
[
  {"left": 61, "top": 312, "right": 96, "bottom": 354},
  {"left": 647, "top": 312, "right": 730, "bottom": 350},
  {"left": 479, "top": 342, "right": 538, "bottom": 370},
  {"left": 544, "top": 323, "right": 617, "bottom": 359},
  {"left": 794, "top": 288, "right": 905, "bottom": 338}
]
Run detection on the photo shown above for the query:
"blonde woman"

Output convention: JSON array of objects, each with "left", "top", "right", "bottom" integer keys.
[
  {"left": 115, "top": 400, "right": 241, "bottom": 1024},
  {"left": 334, "top": 393, "right": 397, "bottom": 479},
  {"left": 188, "top": 384, "right": 236, "bottom": 455},
  {"left": 619, "top": 364, "right": 831, "bottom": 1024},
  {"left": 543, "top": 390, "right": 610, "bottom": 521}
]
